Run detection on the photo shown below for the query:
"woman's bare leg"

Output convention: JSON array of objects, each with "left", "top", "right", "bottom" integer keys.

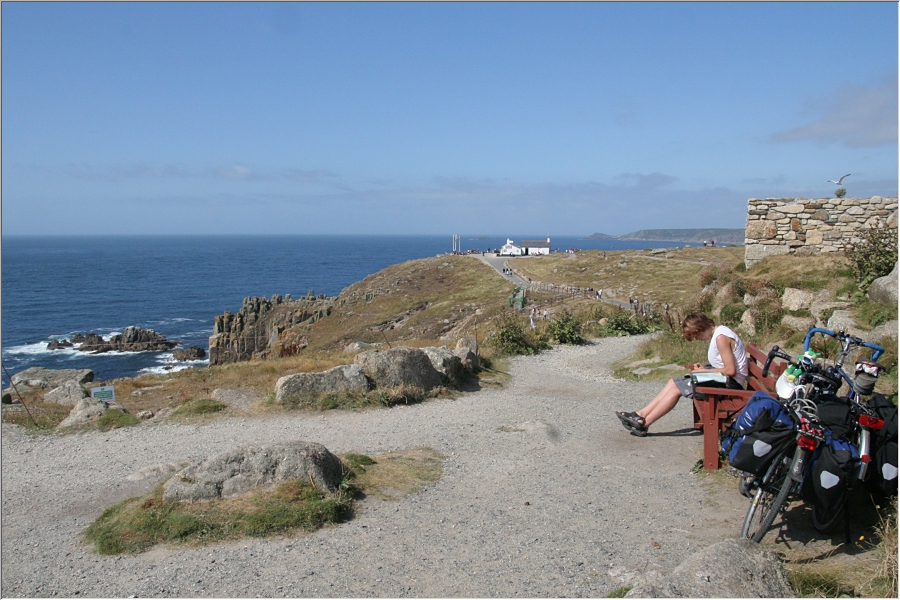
[{"left": 635, "top": 378, "right": 683, "bottom": 428}]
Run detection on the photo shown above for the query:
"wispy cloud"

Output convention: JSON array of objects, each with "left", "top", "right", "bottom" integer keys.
[{"left": 772, "top": 73, "right": 898, "bottom": 147}]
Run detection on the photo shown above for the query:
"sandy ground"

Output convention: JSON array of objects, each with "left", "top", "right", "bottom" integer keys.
[{"left": 1, "top": 334, "right": 753, "bottom": 598}]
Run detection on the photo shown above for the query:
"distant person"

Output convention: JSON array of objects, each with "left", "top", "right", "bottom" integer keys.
[
  {"left": 543, "top": 309, "right": 548, "bottom": 321},
  {"left": 616, "top": 313, "right": 748, "bottom": 437}
]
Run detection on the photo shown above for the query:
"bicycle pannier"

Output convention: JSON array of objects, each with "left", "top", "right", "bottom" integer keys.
[
  {"left": 802, "top": 431, "right": 860, "bottom": 513},
  {"left": 865, "top": 394, "right": 898, "bottom": 496},
  {"left": 815, "top": 394, "right": 856, "bottom": 442},
  {"left": 721, "top": 391, "right": 795, "bottom": 476}
]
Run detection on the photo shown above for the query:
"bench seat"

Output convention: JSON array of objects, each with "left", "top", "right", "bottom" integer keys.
[{"left": 692, "top": 342, "right": 786, "bottom": 470}]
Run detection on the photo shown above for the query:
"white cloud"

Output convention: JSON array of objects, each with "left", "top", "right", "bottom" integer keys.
[{"left": 772, "top": 73, "right": 898, "bottom": 148}]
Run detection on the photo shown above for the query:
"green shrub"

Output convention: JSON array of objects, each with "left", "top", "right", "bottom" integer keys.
[
  {"left": 719, "top": 304, "right": 745, "bottom": 328},
  {"left": 856, "top": 301, "right": 897, "bottom": 330},
  {"left": 488, "top": 312, "right": 541, "bottom": 356},
  {"left": 843, "top": 221, "right": 898, "bottom": 293},
  {"left": 548, "top": 310, "right": 584, "bottom": 345},
  {"left": 835, "top": 187, "right": 847, "bottom": 198},
  {"left": 599, "top": 307, "right": 659, "bottom": 337}
]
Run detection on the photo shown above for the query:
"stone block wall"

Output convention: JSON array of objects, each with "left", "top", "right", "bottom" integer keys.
[{"left": 744, "top": 196, "right": 898, "bottom": 267}]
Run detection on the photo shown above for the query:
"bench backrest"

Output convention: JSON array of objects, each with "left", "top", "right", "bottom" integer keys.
[{"left": 744, "top": 343, "right": 784, "bottom": 394}]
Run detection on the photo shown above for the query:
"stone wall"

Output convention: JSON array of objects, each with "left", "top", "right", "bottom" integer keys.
[{"left": 744, "top": 196, "right": 898, "bottom": 267}]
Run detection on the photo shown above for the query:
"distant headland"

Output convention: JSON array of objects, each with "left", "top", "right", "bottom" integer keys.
[{"left": 588, "top": 228, "right": 745, "bottom": 244}]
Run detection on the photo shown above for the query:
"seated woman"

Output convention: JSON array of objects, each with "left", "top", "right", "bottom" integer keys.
[{"left": 616, "top": 313, "right": 749, "bottom": 437}]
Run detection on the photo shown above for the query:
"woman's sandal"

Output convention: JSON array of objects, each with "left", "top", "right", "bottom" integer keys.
[
  {"left": 615, "top": 411, "right": 646, "bottom": 432},
  {"left": 629, "top": 425, "right": 649, "bottom": 437}
]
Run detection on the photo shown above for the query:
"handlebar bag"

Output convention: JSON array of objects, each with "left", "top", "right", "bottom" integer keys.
[
  {"left": 801, "top": 431, "right": 860, "bottom": 513},
  {"left": 864, "top": 394, "right": 898, "bottom": 496},
  {"left": 721, "top": 391, "right": 795, "bottom": 476}
]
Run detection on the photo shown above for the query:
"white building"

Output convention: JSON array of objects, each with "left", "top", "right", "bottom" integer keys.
[{"left": 499, "top": 237, "right": 551, "bottom": 256}]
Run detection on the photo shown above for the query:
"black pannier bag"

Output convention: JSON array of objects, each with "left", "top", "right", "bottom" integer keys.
[
  {"left": 801, "top": 430, "right": 860, "bottom": 514},
  {"left": 815, "top": 394, "right": 856, "bottom": 442},
  {"left": 864, "top": 394, "right": 898, "bottom": 496},
  {"left": 721, "top": 391, "right": 795, "bottom": 476}
]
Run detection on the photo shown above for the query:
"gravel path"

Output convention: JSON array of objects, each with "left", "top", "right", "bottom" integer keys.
[{"left": 1, "top": 335, "right": 748, "bottom": 598}]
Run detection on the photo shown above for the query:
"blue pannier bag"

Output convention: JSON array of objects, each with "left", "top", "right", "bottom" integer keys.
[
  {"left": 864, "top": 394, "right": 898, "bottom": 497},
  {"left": 801, "top": 430, "right": 860, "bottom": 514},
  {"left": 721, "top": 391, "right": 795, "bottom": 476}
]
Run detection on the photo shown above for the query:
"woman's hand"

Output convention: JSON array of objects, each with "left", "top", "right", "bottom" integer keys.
[{"left": 685, "top": 363, "right": 703, "bottom": 371}]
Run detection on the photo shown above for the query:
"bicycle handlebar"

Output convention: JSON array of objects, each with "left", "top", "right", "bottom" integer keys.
[
  {"left": 762, "top": 345, "right": 793, "bottom": 378},
  {"left": 802, "top": 327, "right": 884, "bottom": 361}
]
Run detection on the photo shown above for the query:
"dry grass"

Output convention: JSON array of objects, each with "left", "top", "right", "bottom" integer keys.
[
  {"left": 509, "top": 246, "right": 744, "bottom": 306},
  {"left": 349, "top": 447, "right": 444, "bottom": 501}
]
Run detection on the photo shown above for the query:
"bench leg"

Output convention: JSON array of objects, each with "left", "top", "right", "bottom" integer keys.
[{"left": 703, "top": 396, "right": 721, "bottom": 470}]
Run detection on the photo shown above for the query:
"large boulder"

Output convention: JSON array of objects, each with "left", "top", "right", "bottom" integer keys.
[
  {"left": 625, "top": 538, "right": 792, "bottom": 598},
  {"left": 870, "top": 320, "right": 899, "bottom": 342},
  {"left": 781, "top": 287, "right": 815, "bottom": 311},
  {"left": 11, "top": 367, "right": 93, "bottom": 390},
  {"left": 57, "top": 397, "right": 109, "bottom": 429},
  {"left": 173, "top": 346, "right": 206, "bottom": 361},
  {"left": 781, "top": 314, "right": 816, "bottom": 332},
  {"left": 354, "top": 346, "right": 443, "bottom": 391},
  {"left": 453, "top": 337, "right": 479, "bottom": 371},
  {"left": 43, "top": 379, "right": 89, "bottom": 406},
  {"left": 868, "top": 262, "right": 898, "bottom": 306},
  {"left": 162, "top": 441, "right": 344, "bottom": 503},
  {"left": 827, "top": 310, "right": 859, "bottom": 333},
  {"left": 275, "top": 364, "right": 370, "bottom": 404},
  {"left": 421, "top": 346, "right": 465, "bottom": 384}
]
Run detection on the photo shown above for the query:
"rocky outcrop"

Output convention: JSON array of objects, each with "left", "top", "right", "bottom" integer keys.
[
  {"left": 11, "top": 367, "right": 94, "bottom": 390},
  {"left": 453, "top": 337, "right": 479, "bottom": 371},
  {"left": 781, "top": 287, "right": 814, "bottom": 311},
  {"left": 275, "top": 364, "right": 370, "bottom": 404},
  {"left": 354, "top": 347, "right": 444, "bottom": 391},
  {"left": 422, "top": 346, "right": 465, "bottom": 384},
  {"left": 161, "top": 441, "right": 345, "bottom": 503},
  {"left": 43, "top": 380, "right": 88, "bottom": 406},
  {"left": 868, "top": 262, "right": 898, "bottom": 305},
  {"left": 57, "top": 397, "right": 130, "bottom": 429},
  {"left": 173, "top": 346, "right": 206, "bottom": 361},
  {"left": 49, "top": 327, "right": 179, "bottom": 354},
  {"left": 208, "top": 293, "right": 335, "bottom": 365},
  {"left": 625, "top": 538, "right": 792, "bottom": 598}
]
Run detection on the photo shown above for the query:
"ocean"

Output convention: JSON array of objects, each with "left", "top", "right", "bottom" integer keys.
[{"left": 1, "top": 234, "right": 698, "bottom": 386}]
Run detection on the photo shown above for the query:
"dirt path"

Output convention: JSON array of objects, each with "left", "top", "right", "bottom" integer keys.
[{"left": 1, "top": 335, "right": 752, "bottom": 598}]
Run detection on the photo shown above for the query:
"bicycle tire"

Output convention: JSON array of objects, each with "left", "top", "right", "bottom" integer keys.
[{"left": 742, "top": 451, "right": 793, "bottom": 542}]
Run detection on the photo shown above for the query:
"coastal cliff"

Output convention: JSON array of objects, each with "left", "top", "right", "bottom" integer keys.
[{"left": 208, "top": 292, "right": 335, "bottom": 365}]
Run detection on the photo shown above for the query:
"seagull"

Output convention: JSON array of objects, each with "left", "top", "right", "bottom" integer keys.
[{"left": 827, "top": 174, "right": 851, "bottom": 185}]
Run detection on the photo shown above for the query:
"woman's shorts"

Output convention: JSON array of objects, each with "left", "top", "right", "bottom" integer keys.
[{"left": 673, "top": 374, "right": 744, "bottom": 398}]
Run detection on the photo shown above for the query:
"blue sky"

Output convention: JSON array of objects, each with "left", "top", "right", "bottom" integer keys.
[{"left": 2, "top": 2, "right": 897, "bottom": 236}]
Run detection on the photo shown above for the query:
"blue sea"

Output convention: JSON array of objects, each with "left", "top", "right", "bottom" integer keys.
[{"left": 2, "top": 235, "right": 698, "bottom": 385}]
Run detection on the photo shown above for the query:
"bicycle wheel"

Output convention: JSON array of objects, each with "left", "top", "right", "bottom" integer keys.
[{"left": 742, "top": 451, "right": 793, "bottom": 542}]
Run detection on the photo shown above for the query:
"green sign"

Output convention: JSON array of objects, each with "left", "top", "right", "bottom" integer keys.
[{"left": 91, "top": 386, "right": 115, "bottom": 402}]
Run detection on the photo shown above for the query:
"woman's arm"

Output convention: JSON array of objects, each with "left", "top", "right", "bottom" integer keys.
[{"left": 691, "top": 336, "right": 737, "bottom": 376}]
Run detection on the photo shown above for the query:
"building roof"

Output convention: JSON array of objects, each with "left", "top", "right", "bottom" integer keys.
[{"left": 521, "top": 239, "right": 551, "bottom": 248}]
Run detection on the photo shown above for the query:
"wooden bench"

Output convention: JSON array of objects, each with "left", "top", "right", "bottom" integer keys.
[{"left": 692, "top": 343, "right": 787, "bottom": 470}]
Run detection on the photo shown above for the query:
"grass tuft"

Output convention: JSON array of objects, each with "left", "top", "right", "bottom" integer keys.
[
  {"left": 606, "top": 586, "right": 632, "bottom": 597},
  {"left": 84, "top": 480, "right": 353, "bottom": 554},
  {"left": 171, "top": 398, "right": 228, "bottom": 417}
]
